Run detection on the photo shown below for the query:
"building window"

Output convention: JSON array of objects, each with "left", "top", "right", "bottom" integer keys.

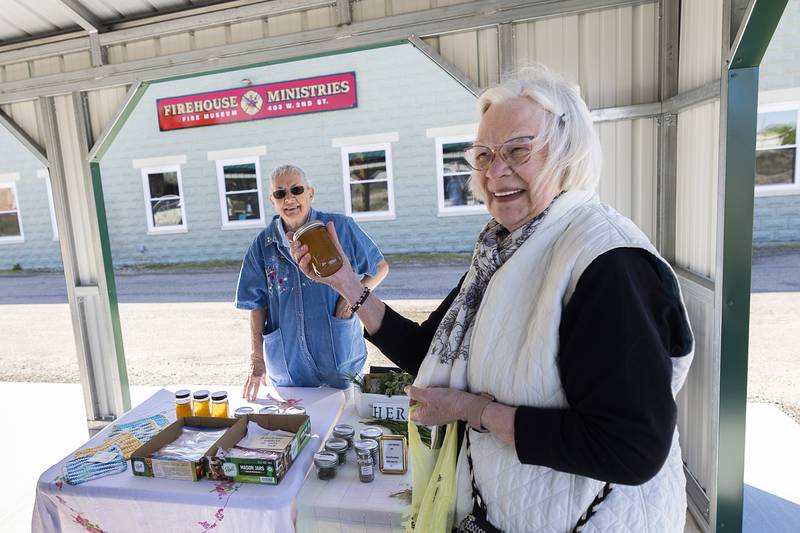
[
  {"left": 0, "top": 181, "right": 24, "bottom": 244},
  {"left": 140, "top": 165, "right": 188, "bottom": 234},
  {"left": 755, "top": 105, "right": 799, "bottom": 195},
  {"left": 216, "top": 158, "right": 265, "bottom": 230},
  {"left": 436, "top": 136, "right": 485, "bottom": 216},
  {"left": 341, "top": 143, "right": 395, "bottom": 220}
]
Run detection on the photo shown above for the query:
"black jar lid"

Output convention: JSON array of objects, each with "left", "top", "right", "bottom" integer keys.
[
  {"left": 193, "top": 390, "right": 210, "bottom": 400},
  {"left": 211, "top": 391, "right": 228, "bottom": 401},
  {"left": 174, "top": 389, "right": 191, "bottom": 399}
]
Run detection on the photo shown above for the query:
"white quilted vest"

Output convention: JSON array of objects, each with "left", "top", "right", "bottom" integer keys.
[{"left": 456, "top": 190, "right": 694, "bottom": 533}]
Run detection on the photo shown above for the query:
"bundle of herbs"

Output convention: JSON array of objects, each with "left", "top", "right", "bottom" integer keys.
[{"left": 348, "top": 371, "right": 414, "bottom": 397}]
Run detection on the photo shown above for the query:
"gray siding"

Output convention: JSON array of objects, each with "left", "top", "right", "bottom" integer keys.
[
  {"left": 753, "top": 194, "right": 800, "bottom": 243},
  {"left": 0, "top": 127, "right": 61, "bottom": 270},
  {"left": 100, "top": 43, "right": 488, "bottom": 267}
]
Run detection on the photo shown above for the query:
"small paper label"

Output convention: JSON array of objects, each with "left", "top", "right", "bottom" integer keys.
[
  {"left": 252, "top": 434, "right": 293, "bottom": 450},
  {"left": 133, "top": 460, "right": 145, "bottom": 473},
  {"left": 360, "top": 465, "right": 373, "bottom": 476},
  {"left": 88, "top": 451, "right": 118, "bottom": 464}
]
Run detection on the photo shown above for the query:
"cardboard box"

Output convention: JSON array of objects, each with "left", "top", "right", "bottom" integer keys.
[
  {"left": 207, "top": 413, "right": 311, "bottom": 485},
  {"left": 130, "top": 416, "right": 241, "bottom": 481}
]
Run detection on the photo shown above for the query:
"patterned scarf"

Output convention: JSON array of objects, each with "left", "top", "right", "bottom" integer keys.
[{"left": 416, "top": 192, "right": 563, "bottom": 390}]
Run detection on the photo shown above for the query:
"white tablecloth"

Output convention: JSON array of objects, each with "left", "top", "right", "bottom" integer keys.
[
  {"left": 32, "top": 386, "right": 345, "bottom": 533},
  {"left": 295, "top": 404, "right": 412, "bottom": 533}
]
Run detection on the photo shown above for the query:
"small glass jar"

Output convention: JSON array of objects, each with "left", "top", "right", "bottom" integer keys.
[
  {"left": 332, "top": 424, "right": 355, "bottom": 450},
  {"left": 259, "top": 405, "right": 280, "bottom": 415},
  {"left": 324, "top": 437, "right": 349, "bottom": 465},
  {"left": 354, "top": 438, "right": 379, "bottom": 467},
  {"left": 355, "top": 445, "right": 375, "bottom": 483},
  {"left": 234, "top": 406, "right": 254, "bottom": 418},
  {"left": 192, "top": 390, "right": 211, "bottom": 417},
  {"left": 313, "top": 451, "right": 339, "bottom": 480},
  {"left": 359, "top": 426, "right": 383, "bottom": 447},
  {"left": 294, "top": 220, "right": 343, "bottom": 277},
  {"left": 211, "top": 391, "right": 229, "bottom": 418},
  {"left": 174, "top": 389, "right": 192, "bottom": 419},
  {"left": 283, "top": 405, "right": 306, "bottom": 416}
]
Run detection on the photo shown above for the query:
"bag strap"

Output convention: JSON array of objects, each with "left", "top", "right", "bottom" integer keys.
[
  {"left": 467, "top": 429, "right": 614, "bottom": 533},
  {"left": 464, "top": 429, "right": 490, "bottom": 518},
  {"left": 571, "top": 482, "right": 613, "bottom": 533}
]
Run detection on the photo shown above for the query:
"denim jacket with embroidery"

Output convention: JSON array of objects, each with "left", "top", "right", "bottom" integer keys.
[{"left": 235, "top": 208, "right": 383, "bottom": 388}]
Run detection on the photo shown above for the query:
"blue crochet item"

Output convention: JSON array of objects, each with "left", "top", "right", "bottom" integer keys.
[
  {"left": 109, "top": 414, "right": 169, "bottom": 443},
  {"left": 64, "top": 445, "right": 127, "bottom": 485}
]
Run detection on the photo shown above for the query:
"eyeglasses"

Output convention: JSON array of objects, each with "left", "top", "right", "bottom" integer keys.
[
  {"left": 464, "top": 136, "right": 536, "bottom": 171},
  {"left": 272, "top": 185, "right": 306, "bottom": 200}
]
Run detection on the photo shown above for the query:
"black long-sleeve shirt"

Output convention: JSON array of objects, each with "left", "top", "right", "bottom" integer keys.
[{"left": 365, "top": 248, "right": 689, "bottom": 485}]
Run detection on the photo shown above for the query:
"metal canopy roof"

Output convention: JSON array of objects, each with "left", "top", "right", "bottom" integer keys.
[{"left": 0, "top": 0, "right": 238, "bottom": 46}]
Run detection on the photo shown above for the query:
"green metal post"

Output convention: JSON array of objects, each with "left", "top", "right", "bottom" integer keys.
[
  {"left": 90, "top": 161, "right": 131, "bottom": 411},
  {"left": 717, "top": 0, "right": 788, "bottom": 529}
]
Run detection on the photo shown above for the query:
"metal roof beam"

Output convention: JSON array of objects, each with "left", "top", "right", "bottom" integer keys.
[
  {"left": 728, "top": 0, "right": 788, "bottom": 68},
  {"left": 0, "top": 108, "right": 48, "bottom": 166},
  {"left": 0, "top": 0, "right": 655, "bottom": 104},
  {"left": 409, "top": 35, "right": 480, "bottom": 97},
  {"left": 54, "top": 0, "right": 107, "bottom": 33}
]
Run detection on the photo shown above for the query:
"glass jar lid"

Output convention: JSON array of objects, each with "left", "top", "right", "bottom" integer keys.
[
  {"left": 211, "top": 391, "right": 228, "bottom": 401},
  {"left": 234, "top": 406, "right": 254, "bottom": 417},
  {"left": 314, "top": 451, "right": 338, "bottom": 468},
  {"left": 359, "top": 427, "right": 383, "bottom": 440},
  {"left": 293, "top": 220, "right": 325, "bottom": 240},
  {"left": 283, "top": 406, "right": 306, "bottom": 415},
  {"left": 333, "top": 424, "right": 355, "bottom": 437},
  {"left": 325, "top": 438, "right": 348, "bottom": 453},
  {"left": 193, "top": 390, "right": 210, "bottom": 400},
  {"left": 174, "top": 389, "right": 191, "bottom": 399},
  {"left": 354, "top": 439, "right": 378, "bottom": 452},
  {"left": 259, "top": 405, "right": 280, "bottom": 414}
]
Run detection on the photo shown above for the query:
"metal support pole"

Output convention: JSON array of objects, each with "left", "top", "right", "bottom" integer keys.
[{"left": 37, "top": 94, "right": 130, "bottom": 431}]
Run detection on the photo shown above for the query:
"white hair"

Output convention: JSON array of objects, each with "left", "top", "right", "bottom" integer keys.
[
  {"left": 472, "top": 64, "right": 601, "bottom": 199},
  {"left": 270, "top": 164, "right": 312, "bottom": 187}
]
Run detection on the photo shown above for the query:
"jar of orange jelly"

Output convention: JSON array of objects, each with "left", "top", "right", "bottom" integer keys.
[
  {"left": 294, "top": 220, "right": 343, "bottom": 277},
  {"left": 193, "top": 390, "right": 211, "bottom": 417},
  {"left": 211, "top": 391, "right": 229, "bottom": 418},
  {"left": 175, "top": 389, "right": 192, "bottom": 419}
]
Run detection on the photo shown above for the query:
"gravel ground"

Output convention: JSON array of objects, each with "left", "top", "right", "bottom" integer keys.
[{"left": 1, "top": 255, "right": 798, "bottom": 422}]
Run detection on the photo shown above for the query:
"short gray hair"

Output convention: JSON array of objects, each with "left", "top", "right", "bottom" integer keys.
[
  {"left": 472, "top": 64, "right": 601, "bottom": 198},
  {"left": 270, "top": 164, "right": 312, "bottom": 186}
]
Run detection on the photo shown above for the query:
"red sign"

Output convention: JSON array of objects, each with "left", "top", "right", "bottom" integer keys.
[{"left": 156, "top": 72, "right": 357, "bottom": 131}]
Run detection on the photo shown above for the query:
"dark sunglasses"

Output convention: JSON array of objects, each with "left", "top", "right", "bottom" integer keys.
[{"left": 272, "top": 185, "right": 306, "bottom": 200}]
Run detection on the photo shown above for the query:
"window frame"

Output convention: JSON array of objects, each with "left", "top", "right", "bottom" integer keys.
[
  {"left": 40, "top": 169, "right": 59, "bottom": 241},
  {"left": 340, "top": 142, "right": 396, "bottom": 221},
  {"left": 754, "top": 102, "right": 800, "bottom": 197},
  {"left": 0, "top": 180, "right": 24, "bottom": 244},
  {"left": 140, "top": 164, "right": 188, "bottom": 235},
  {"left": 215, "top": 156, "right": 266, "bottom": 231},
  {"left": 435, "top": 135, "right": 487, "bottom": 217}
]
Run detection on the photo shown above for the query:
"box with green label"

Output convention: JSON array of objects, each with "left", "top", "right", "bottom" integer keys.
[
  {"left": 130, "top": 416, "right": 242, "bottom": 481},
  {"left": 206, "top": 413, "right": 311, "bottom": 485}
]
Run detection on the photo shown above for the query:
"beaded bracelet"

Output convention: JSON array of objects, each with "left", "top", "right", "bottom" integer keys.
[{"left": 349, "top": 286, "right": 371, "bottom": 314}]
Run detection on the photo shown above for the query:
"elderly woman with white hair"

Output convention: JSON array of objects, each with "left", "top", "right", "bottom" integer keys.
[{"left": 292, "top": 65, "right": 694, "bottom": 532}]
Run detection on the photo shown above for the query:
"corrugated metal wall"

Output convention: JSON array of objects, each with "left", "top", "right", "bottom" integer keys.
[{"left": 674, "top": 0, "right": 724, "bottom": 527}]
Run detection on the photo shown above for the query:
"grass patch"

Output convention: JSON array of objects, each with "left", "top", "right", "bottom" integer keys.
[{"left": 117, "top": 259, "right": 242, "bottom": 272}]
